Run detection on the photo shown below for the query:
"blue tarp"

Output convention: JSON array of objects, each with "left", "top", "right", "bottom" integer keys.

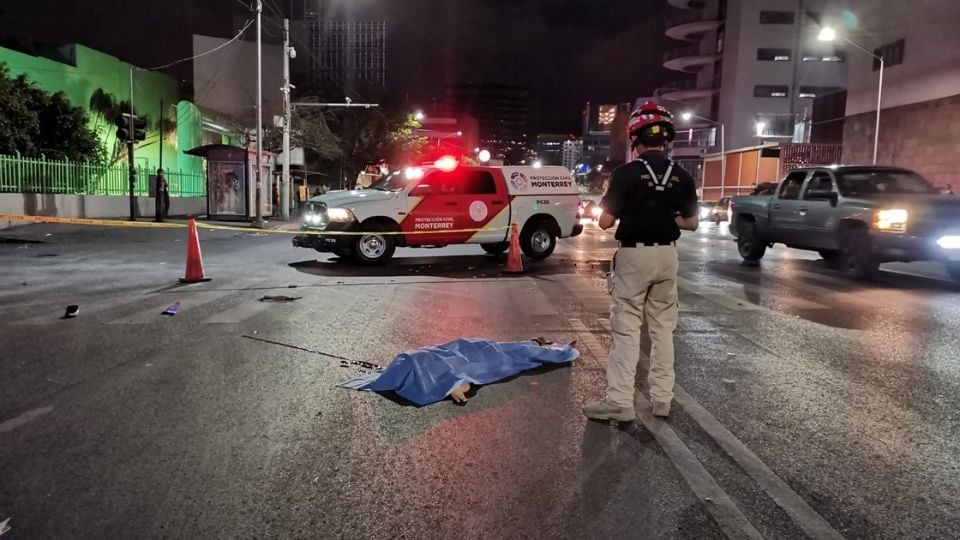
[{"left": 338, "top": 338, "right": 579, "bottom": 406}]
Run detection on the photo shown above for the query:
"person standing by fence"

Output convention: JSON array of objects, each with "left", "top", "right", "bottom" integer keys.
[{"left": 156, "top": 169, "right": 170, "bottom": 220}]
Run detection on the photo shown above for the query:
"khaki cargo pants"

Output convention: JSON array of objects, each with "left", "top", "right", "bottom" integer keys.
[{"left": 606, "top": 245, "right": 679, "bottom": 408}]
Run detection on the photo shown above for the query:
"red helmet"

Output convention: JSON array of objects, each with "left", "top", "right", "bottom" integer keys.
[{"left": 628, "top": 101, "right": 676, "bottom": 142}]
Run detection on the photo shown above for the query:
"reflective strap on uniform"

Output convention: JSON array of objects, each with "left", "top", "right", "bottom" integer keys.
[{"left": 637, "top": 158, "right": 675, "bottom": 192}]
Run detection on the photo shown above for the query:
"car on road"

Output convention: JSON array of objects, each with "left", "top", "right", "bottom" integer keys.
[
  {"left": 293, "top": 160, "right": 583, "bottom": 263},
  {"left": 703, "top": 196, "right": 732, "bottom": 223},
  {"left": 578, "top": 200, "right": 601, "bottom": 221},
  {"left": 730, "top": 165, "right": 960, "bottom": 281}
]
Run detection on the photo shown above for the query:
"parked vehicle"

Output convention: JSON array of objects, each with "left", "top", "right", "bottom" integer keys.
[
  {"left": 294, "top": 161, "right": 583, "bottom": 263},
  {"left": 578, "top": 200, "right": 601, "bottom": 221},
  {"left": 709, "top": 196, "right": 733, "bottom": 223},
  {"left": 730, "top": 166, "right": 960, "bottom": 281}
]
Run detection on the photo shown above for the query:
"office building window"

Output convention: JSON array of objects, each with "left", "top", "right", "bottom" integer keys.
[
  {"left": 798, "top": 86, "right": 842, "bottom": 98},
  {"left": 757, "top": 48, "right": 792, "bottom": 61},
  {"left": 874, "top": 39, "right": 905, "bottom": 70},
  {"left": 802, "top": 49, "right": 845, "bottom": 62},
  {"left": 759, "top": 11, "right": 795, "bottom": 24},
  {"left": 754, "top": 85, "right": 789, "bottom": 98}
]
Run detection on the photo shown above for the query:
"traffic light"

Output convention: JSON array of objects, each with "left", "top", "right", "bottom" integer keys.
[{"left": 115, "top": 113, "right": 147, "bottom": 142}]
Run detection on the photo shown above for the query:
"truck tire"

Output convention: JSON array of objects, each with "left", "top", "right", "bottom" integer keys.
[
  {"left": 520, "top": 218, "right": 557, "bottom": 259},
  {"left": 736, "top": 221, "right": 766, "bottom": 261},
  {"left": 839, "top": 229, "right": 879, "bottom": 280},
  {"left": 352, "top": 223, "right": 396, "bottom": 264},
  {"left": 481, "top": 242, "right": 509, "bottom": 255},
  {"left": 819, "top": 250, "right": 841, "bottom": 268}
]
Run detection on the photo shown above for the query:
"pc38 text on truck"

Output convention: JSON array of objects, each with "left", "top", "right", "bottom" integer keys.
[{"left": 293, "top": 159, "right": 583, "bottom": 263}]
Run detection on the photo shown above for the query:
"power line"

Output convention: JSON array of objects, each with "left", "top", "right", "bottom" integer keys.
[{"left": 147, "top": 19, "right": 255, "bottom": 71}]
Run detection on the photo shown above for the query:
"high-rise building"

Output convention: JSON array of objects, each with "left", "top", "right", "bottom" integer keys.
[
  {"left": 835, "top": 1, "right": 960, "bottom": 185},
  {"left": 562, "top": 139, "right": 584, "bottom": 171},
  {"left": 445, "top": 83, "right": 529, "bottom": 158},
  {"left": 580, "top": 102, "right": 631, "bottom": 166},
  {"left": 307, "top": 19, "right": 386, "bottom": 92},
  {"left": 535, "top": 134, "right": 568, "bottom": 166},
  {"left": 660, "top": 0, "right": 848, "bottom": 151}
]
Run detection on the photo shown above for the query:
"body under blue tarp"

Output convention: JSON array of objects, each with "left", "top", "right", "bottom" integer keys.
[{"left": 338, "top": 338, "right": 579, "bottom": 406}]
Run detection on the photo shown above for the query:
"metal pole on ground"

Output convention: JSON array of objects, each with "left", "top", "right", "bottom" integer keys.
[{"left": 253, "top": 0, "right": 266, "bottom": 228}]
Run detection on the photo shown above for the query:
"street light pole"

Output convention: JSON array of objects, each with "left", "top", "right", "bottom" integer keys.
[
  {"left": 253, "top": 0, "right": 265, "bottom": 228},
  {"left": 818, "top": 27, "right": 883, "bottom": 165},
  {"left": 281, "top": 17, "right": 291, "bottom": 221}
]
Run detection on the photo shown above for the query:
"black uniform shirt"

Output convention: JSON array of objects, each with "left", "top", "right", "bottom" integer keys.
[{"left": 599, "top": 150, "right": 699, "bottom": 243}]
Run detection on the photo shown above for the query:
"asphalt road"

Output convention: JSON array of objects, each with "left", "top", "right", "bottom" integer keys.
[{"left": 1, "top": 218, "right": 959, "bottom": 539}]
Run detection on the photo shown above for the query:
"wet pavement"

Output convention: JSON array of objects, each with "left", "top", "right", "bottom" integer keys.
[{"left": 1, "top": 220, "right": 959, "bottom": 538}]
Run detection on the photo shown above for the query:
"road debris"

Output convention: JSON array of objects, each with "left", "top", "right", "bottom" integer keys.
[
  {"left": 162, "top": 302, "right": 180, "bottom": 316},
  {"left": 241, "top": 334, "right": 365, "bottom": 365},
  {"left": 258, "top": 295, "right": 302, "bottom": 303},
  {"left": 63, "top": 305, "right": 79, "bottom": 319},
  {"left": 0, "top": 517, "right": 10, "bottom": 536},
  {"left": 721, "top": 378, "right": 736, "bottom": 385},
  {"left": 339, "top": 338, "right": 579, "bottom": 406}
]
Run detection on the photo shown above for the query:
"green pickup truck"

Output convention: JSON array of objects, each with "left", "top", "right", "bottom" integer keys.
[{"left": 730, "top": 165, "right": 960, "bottom": 281}]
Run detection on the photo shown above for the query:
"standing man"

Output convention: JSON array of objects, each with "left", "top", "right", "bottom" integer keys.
[
  {"left": 583, "top": 101, "right": 699, "bottom": 421},
  {"left": 156, "top": 169, "right": 170, "bottom": 221}
]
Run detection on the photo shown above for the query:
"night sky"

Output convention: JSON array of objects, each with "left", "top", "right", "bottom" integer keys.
[{"left": 0, "top": 0, "right": 673, "bottom": 134}]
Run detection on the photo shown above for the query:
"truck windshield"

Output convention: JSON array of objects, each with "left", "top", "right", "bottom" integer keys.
[
  {"left": 836, "top": 170, "right": 938, "bottom": 196},
  {"left": 368, "top": 172, "right": 410, "bottom": 192}
]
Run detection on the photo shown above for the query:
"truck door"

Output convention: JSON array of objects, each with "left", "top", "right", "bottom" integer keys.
[
  {"left": 800, "top": 170, "right": 839, "bottom": 250},
  {"left": 462, "top": 169, "right": 510, "bottom": 244},
  {"left": 403, "top": 170, "right": 466, "bottom": 245},
  {"left": 768, "top": 170, "right": 810, "bottom": 245}
]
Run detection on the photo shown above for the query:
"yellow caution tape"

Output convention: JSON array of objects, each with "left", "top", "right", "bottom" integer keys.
[
  {"left": 0, "top": 213, "right": 513, "bottom": 237},
  {"left": 0, "top": 213, "right": 185, "bottom": 228}
]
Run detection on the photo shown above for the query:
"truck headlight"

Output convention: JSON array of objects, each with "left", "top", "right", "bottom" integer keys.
[
  {"left": 699, "top": 206, "right": 712, "bottom": 219},
  {"left": 874, "top": 208, "right": 908, "bottom": 233},
  {"left": 327, "top": 208, "right": 354, "bottom": 222},
  {"left": 305, "top": 213, "right": 322, "bottom": 224}
]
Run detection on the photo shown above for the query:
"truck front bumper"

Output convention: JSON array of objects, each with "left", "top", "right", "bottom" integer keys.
[
  {"left": 292, "top": 222, "right": 358, "bottom": 252},
  {"left": 873, "top": 231, "right": 960, "bottom": 263}
]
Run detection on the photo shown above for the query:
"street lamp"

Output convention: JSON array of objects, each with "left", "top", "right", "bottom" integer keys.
[
  {"left": 681, "top": 111, "right": 726, "bottom": 198},
  {"left": 819, "top": 26, "right": 883, "bottom": 165},
  {"left": 436, "top": 131, "right": 461, "bottom": 149},
  {"left": 414, "top": 110, "right": 425, "bottom": 121},
  {"left": 478, "top": 149, "right": 491, "bottom": 163}
]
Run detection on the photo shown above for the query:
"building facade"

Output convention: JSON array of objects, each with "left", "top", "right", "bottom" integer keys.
[
  {"left": 307, "top": 19, "right": 386, "bottom": 92},
  {"left": 561, "top": 139, "right": 583, "bottom": 171},
  {"left": 535, "top": 134, "right": 568, "bottom": 166},
  {"left": 445, "top": 83, "right": 529, "bottom": 158},
  {"left": 838, "top": 1, "right": 960, "bottom": 186},
  {"left": 662, "top": 0, "right": 849, "bottom": 151}
]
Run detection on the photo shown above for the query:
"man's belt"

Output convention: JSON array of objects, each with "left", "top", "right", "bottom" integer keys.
[{"left": 618, "top": 241, "right": 676, "bottom": 248}]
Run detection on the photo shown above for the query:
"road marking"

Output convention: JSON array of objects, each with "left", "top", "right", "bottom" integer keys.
[
  {"left": 0, "top": 406, "right": 53, "bottom": 434},
  {"left": 571, "top": 319, "right": 763, "bottom": 540},
  {"left": 673, "top": 386, "right": 845, "bottom": 540}
]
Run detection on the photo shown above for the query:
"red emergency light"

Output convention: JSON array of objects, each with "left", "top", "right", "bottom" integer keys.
[{"left": 434, "top": 155, "right": 458, "bottom": 173}]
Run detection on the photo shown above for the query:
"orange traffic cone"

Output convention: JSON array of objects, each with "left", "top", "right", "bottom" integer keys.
[
  {"left": 504, "top": 222, "right": 523, "bottom": 274},
  {"left": 179, "top": 218, "right": 211, "bottom": 283}
]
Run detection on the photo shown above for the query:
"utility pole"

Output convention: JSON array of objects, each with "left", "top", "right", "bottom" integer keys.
[
  {"left": 128, "top": 67, "right": 136, "bottom": 222},
  {"left": 156, "top": 98, "right": 163, "bottom": 223},
  {"left": 253, "top": 0, "right": 266, "bottom": 228},
  {"left": 281, "top": 17, "right": 292, "bottom": 220}
]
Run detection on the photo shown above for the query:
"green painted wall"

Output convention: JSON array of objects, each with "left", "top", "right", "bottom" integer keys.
[{"left": 0, "top": 44, "right": 203, "bottom": 177}]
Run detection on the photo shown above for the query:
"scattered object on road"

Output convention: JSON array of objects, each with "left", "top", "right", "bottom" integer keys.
[
  {"left": 63, "top": 305, "right": 79, "bottom": 319},
  {"left": 179, "top": 218, "right": 211, "bottom": 284},
  {"left": 162, "top": 302, "right": 180, "bottom": 316},
  {"left": 241, "top": 334, "right": 359, "bottom": 363},
  {"left": 258, "top": 295, "right": 302, "bottom": 303},
  {"left": 339, "top": 338, "right": 579, "bottom": 406},
  {"left": 0, "top": 517, "right": 10, "bottom": 536},
  {"left": 504, "top": 222, "right": 524, "bottom": 274},
  {"left": 338, "top": 359, "right": 382, "bottom": 372},
  {"left": 721, "top": 378, "right": 736, "bottom": 385}
]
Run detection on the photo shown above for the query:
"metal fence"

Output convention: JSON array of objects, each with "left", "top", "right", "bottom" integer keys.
[{"left": 0, "top": 154, "right": 206, "bottom": 197}]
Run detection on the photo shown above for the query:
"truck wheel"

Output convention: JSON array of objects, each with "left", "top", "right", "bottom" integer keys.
[
  {"left": 839, "top": 230, "right": 879, "bottom": 280},
  {"left": 819, "top": 250, "right": 841, "bottom": 268},
  {"left": 521, "top": 219, "right": 557, "bottom": 259},
  {"left": 352, "top": 223, "right": 396, "bottom": 264},
  {"left": 481, "top": 242, "right": 509, "bottom": 255},
  {"left": 736, "top": 222, "right": 766, "bottom": 261}
]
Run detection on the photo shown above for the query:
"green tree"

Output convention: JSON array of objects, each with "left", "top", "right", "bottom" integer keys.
[{"left": 0, "top": 63, "right": 105, "bottom": 163}]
